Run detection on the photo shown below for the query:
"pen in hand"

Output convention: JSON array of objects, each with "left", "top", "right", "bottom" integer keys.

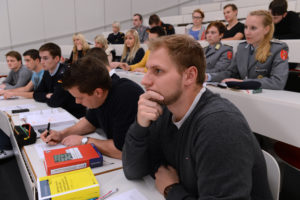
[{"left": 47, "top": 122, "right": 51, "bottom": 137}]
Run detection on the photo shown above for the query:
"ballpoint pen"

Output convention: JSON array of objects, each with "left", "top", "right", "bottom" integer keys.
[
  {"left": 47, "top": 122, "right": 51, "bottom": 136},
  {"left": 98, "top": 188, "right": 118, "bottom": 200}
]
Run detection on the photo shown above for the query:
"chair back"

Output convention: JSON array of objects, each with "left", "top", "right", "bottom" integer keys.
[
  {"left": 0, "top": 111, "right": 14, "bottom": 137},
  {"left": 262, "top": 150, "right": 281, "bottom": 200}
]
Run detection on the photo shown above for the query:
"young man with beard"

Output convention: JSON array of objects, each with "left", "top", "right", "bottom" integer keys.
[{"left": 122, "top": 35, "right": 272, "bottom": 200}]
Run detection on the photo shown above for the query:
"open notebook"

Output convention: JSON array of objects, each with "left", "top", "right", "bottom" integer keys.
[{"left": 19, "top": 108, "right": 75, "bottom": 129}]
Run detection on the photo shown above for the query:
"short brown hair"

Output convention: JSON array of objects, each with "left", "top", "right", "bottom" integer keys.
[
  {"left": 62, "top": 56, "right": 111, "bottom": 95},
  {"left": 148, "top": 35, "right": 206, "bottom": 84},
  {"left": 39, "top": 42, "right": 61, "bottom": 59},
  {"left": 23, "top": 49, "right": 40, "bottom": 61},
  {"left": 223, "top": 3, "right": 238, "bottom": 11},
  {"left": 86, "top": 47, "right": 109, "bottom": 66},
  {"left": 6, "top": 51, "right": 22, "bottom": 61},
  {"left": 134, "top": 13, "right": 143, "bottom": 21},
  {"left": 193, "top": 9, "right": 205, "bottom": 18},
  {"left": 269, "top": 0, "right": 288, "bottom": 15},
  {"left": 149, "top": 14, "right": 160, "bottom": 26},
  {"left": 206, "top": 21, "right": 226, "bottom": 35}
]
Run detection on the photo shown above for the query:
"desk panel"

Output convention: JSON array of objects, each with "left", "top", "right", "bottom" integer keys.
[
  {"left": 116, "top": 70, "right": 300, "bottom": 147},
  {"left": 208, "top": 86, "right": 300, "bottom": 148}
]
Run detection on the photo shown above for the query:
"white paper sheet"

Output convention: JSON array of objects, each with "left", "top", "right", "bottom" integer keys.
[
  {"left": 34, "top": 143, "right": 66, "bottom": 159},
  {"left": 0, "top": 103, "right": 36, "bottom": 111},
  {"left": 19, "top": 108, "right": 75, "bottom": 128},
  {"left": 107, "top": 189, "right": 147, "bottom": 200}
]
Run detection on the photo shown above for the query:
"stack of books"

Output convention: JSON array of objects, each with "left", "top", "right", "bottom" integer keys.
[{"left": 44, "top": 143, "right": 103, "bottom": 175}]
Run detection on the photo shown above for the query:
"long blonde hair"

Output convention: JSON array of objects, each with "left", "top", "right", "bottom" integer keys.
[
  {"left": 72, "top": 33, "right": 90, "bottom": 52},
  {"left": 121, "top": 29, "right": 140, "bottom": 63},
  {"left": 248, "top": 10, "right": 274, "bottom": 63}
]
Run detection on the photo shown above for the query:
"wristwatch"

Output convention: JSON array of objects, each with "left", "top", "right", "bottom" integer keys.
[
  {"left": 81, "top": 137, "right": 89, "bottom": 145},
  {"left": 164, "top": 183, "right": 179, "bottom": 198}
]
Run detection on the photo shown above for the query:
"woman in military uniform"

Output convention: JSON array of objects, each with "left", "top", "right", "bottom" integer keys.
[
  {"left": 208, "top": 10, "right": 289, "bottom": 90},
  {"left": 204, "top": 21, "right": 233, "bottom": 73}
]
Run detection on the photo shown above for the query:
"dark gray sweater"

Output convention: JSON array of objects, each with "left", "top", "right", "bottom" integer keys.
[
  {"left": 3, "top": 65, "right": 32, "bottom": 89},
  {"left": 123, "top": 89, "right": 272, "bottom": 200}
]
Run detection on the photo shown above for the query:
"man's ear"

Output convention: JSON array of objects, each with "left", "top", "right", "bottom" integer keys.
[
  {"left": 54, "top": 56, "right": 60, "bottom": 63},
  {"left": 94, "top": 88, "right": 104, "bottom": 97},
  {"left": 283, "top": 12, "right": 287, "bottom": 18},
  {"left": 183, "top": 66, "right": 198, "bottom": 86}
]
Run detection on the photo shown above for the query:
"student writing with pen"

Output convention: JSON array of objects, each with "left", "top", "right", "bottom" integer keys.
[
  {"left": 46, "top": 122, "right": 50, "bottom": 137},
  {"left": 41, "top": 56, "right": 143, "bottom": 159}
]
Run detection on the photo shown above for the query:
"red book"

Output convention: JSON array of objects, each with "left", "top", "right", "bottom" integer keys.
[{"left": 44, "top": 143, "right": 103, "bottom": 175}]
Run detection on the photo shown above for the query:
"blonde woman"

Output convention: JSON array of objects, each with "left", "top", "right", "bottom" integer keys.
[
  {"left": 121, "top": 29, "right": 145, "bottom": 65},
  {"left": 208, "top": 10, "right": 289, "bottom": 90},
  {"left": 94, "top": 34, "right": 115, "bottom": 63},
  {"left": 68, "top": 33, "right": 90, "bottom": 64},
  {"left": 186, "top": 9, "right": 206, "bottom": 40}
]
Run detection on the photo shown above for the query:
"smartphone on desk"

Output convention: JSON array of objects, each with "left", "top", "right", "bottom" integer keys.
[{"left": 12, "top": 108, "right": 30, "bottom": 114}]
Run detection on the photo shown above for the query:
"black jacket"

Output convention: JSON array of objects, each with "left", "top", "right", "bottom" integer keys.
[
  {"left": 33, "top": 63, "right": 86, "bottom": 118},
  {"left": 274, "top": 11, "right": 300, "bottom": 39},
  {"left": 107, "top": 32, "right": 125, "bottom": 44}
]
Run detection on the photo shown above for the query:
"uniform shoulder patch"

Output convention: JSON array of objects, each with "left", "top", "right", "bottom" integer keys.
[
  {"left": 227, "top": 51, "right": 233, "bottom": 60},
  {"left": 280, "top": 49, "right": 288, "bottom": 60}
]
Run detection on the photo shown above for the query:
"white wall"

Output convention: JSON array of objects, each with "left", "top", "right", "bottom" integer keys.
[
  {"left": 2, "top": 0, "right": 298, "bottom": 62},
  {"left": 0, "top": 0, "right": 210, "bottom": 61}
]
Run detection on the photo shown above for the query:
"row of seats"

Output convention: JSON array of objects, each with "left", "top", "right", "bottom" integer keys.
[
  {"left": 160, "top": 1, "right": 297, "bottom": 26},
  {"left": 0, "top": 39, "right": 299, "bottom": 77},
  {"left": 181, "top": 0, "right": 298, "bottom": 15},
  {"left": 107, "top": 40, "right": 300, "bottom": 63}
]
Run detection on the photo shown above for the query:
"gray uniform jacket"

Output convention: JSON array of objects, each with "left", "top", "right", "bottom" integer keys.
[
  {"left": 204, "top": 43, "right": 233, "bottom": 73},
  {"left": 210, "top": 41, "right": 289, "bottom": 90}
]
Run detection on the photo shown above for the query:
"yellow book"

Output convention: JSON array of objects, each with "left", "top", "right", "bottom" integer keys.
[{"left": 37, "top": 167, "right": 100, "bottom": 200}]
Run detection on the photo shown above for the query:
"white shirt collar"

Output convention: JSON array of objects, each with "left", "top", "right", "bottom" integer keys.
[
  {"left": 173, "top": 87, "right": 206, "bottom": 129},
  {"left": 49, "top": 63, "right": 60, "bottom": 77},
  {"left": 109, "top": 68, "right": 116, "bottom": 77}
]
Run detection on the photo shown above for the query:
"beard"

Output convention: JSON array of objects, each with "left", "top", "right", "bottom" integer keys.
[
  {"left": 162, "top": 88, "right": 182, "bottom": 105},
  {"left": 146, "top": 77, "right": 184, "bottom": 106}
]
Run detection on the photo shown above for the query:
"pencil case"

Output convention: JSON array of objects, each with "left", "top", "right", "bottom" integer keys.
[{"left": 14, "top": 124, "right": 37, "bottom": 147}]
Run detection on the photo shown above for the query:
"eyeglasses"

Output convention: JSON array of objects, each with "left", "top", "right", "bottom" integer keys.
[{"left": 192, "top": 16, "right": 202, "bottom": 19}]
